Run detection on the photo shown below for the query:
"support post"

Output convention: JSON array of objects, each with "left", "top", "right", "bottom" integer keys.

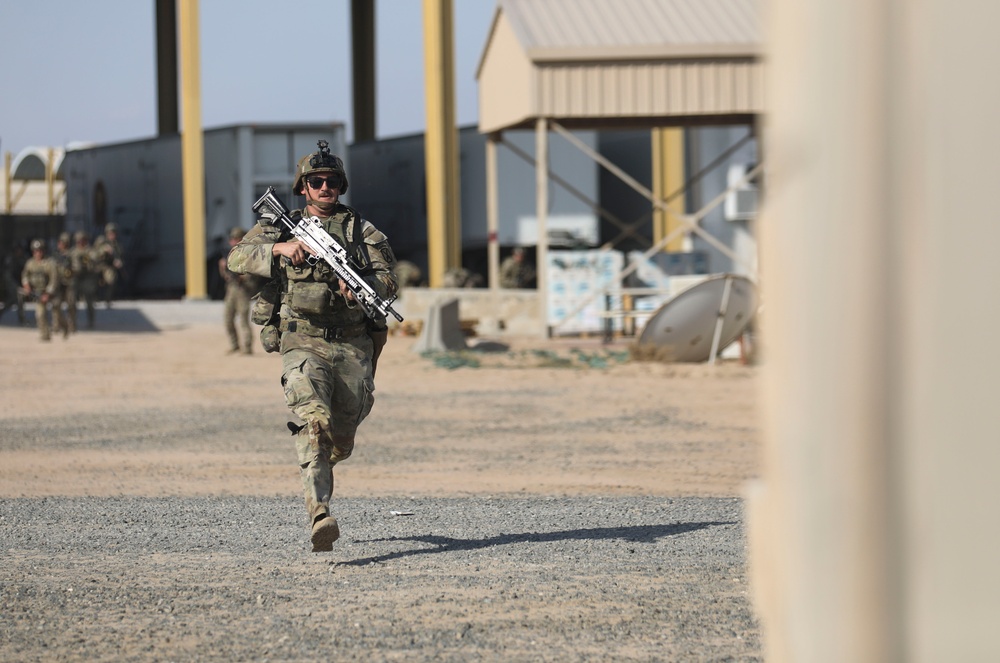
[
  {"left": 535, "top": 117, "right": 549, "bottom": 337},
  {"left": 486, "top": 132, "right": 500, "bottom": 289},
  {"left": 178, "top": 0, "right": 206, "bottom": 300},
  {"left": 422, "top": 0, "right": 461, "bottom": 287}
]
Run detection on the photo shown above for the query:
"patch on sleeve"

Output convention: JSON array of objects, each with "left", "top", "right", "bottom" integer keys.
[{"left": 375, "top": 241, "right": 396, "bottom": 265}]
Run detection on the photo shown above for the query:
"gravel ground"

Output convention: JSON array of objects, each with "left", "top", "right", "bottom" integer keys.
[
  {"left": 0, "top": 495, "right": 760, "bottom": 662},
  {"left": 1, "top": 305, "right": 763, "bottom": 661}
]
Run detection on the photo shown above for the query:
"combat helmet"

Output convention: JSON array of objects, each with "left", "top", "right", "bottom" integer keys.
[
  {"left": 229, "top": 226, "right": 246, "bottom": 240},
  {"left": 292, "top": 140, "right": 348, "bottom": 195},
  {"left": 30, "top": 239, "right": 44, "bottom": 252}
]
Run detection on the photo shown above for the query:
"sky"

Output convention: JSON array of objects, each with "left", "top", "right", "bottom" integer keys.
[{"left": 0, "top": 0, "right": 497, "bottom": 157}]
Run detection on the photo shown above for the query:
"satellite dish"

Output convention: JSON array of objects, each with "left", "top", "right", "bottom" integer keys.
[{"left": 637, "top": 274, "right": 758, "bottom": 363}]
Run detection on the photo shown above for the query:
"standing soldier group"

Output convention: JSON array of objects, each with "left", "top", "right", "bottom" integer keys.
[{"left": 13, "top": 224, "right": 122, "bottom": 342}]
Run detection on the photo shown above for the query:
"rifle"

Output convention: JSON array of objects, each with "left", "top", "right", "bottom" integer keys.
[{"left": 251, "top": 187, "right": 403, "bottom": 323}]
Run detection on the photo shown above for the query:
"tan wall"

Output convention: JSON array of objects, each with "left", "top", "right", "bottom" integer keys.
[
  {"left": 536, "top": 59, "right": 763, "bottom": 119},
  {"left": 477, "top": 13, "right": 536, "bottom": 134},
  {"left": 752, "top": 0, "right": 1000, "bottom": 661},
  {"left": 394, "top": 287, "right": 540, "bottom": 336}
]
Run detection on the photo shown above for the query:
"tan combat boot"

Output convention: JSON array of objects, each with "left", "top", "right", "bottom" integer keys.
[{"left": 310, "top": 515, "right": 340, "bottom": 552}]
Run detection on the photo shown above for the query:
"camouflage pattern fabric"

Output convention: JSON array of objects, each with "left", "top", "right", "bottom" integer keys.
[
  {"left": 283, "top": 337, "right": 374, "bottom": 520},
  {"left": 54, "top": 243, "right": 77, "bottom": 334},
  {"left": 220, "top": 253, "right": 257, "bottom": 353},
  {"left": 71, "top": 241, "right": 101, "bottom": 328},
  {"left": 94, "top": 233, "right": 124, "bottom": 303},
  {"left": 21, "top": 256, "right": 59, "bottom": 340},
  {"left": 227, "top": 203, "right": 397, "bottom": 522}
]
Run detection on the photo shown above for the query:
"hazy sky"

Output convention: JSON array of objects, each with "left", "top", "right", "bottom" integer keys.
[{"left": 0, "top": 0, "right": 496, "bottom": 156}]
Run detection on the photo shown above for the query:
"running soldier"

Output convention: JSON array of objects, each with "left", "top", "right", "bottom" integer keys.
[{"left": 227, "top": 140, "right": 398, "bottom": 552}]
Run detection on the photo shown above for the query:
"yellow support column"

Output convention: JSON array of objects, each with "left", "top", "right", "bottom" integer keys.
[
  {"left": 652, "top": 128, "right": 686, "bottom": 250},
  {"left": 178, "top": 0, "right": 206, "bottom": 299},
  {"left": 422, "top": 0, "right": 461, "bottom": 287}
]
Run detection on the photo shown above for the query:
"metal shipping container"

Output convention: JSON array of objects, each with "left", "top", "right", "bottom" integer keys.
[{"left": 62, "top": 123, "right": 346, "bottom": 298}]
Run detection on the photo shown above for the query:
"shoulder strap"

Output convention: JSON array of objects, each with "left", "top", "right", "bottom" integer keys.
[{"left": 337, "top": 204, "right": 371, "bottom": 271}]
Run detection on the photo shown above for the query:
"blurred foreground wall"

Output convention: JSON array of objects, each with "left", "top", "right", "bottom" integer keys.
[{"left": 752, "top": 0, "right": 1000, "bottom": 661}]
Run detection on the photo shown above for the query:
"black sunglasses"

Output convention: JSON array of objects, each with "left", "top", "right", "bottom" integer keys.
[{"left": 306, "top": 175, "right": 342, "bottom": 190}]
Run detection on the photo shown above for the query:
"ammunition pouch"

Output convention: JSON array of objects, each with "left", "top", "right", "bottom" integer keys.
[
  {"left": 260, "top": 324, "right": 281, "bottom": 353},
  {"left": 286, "top": 281, "right": 336, "bottom": 315},
  {"left": 251, "top": 279, "right": 281, "bottom": 325}
]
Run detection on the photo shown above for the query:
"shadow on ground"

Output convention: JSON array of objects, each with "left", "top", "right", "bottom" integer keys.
[
  {"left": 1, "top": 306, "right": 160, "bottom": 333},
  {"left": 340, "top": 521, "right": 735, "bottom": 566}
]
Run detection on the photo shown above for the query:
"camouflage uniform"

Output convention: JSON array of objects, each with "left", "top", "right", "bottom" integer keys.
[
  {"left": 227, "top": 141, "right": 397, "bottom": 551},
  {"left": 53, "top": 233, "right": 77, "bottom": 335},
  {"left": 21, "top": 240, "right": 60, "bottom": 341},
  {"left": 500, "top": 248, "right": 535, "bottom": 288},
  {"left": 393, "top": 260, "right": 422, "bottom": 291},
  {"left": 94, "top": 223, "right": 124, "bottom": 306},
  {"left": 71, "top": 232, "right": 100, "bottom": 329},
  {"left": 220, "top": 227, "right": 257, "bottom": 354}
]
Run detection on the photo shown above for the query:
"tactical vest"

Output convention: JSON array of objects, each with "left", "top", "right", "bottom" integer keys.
[{"left": 277, "top": 205, "right": 371, "bottom": 327}]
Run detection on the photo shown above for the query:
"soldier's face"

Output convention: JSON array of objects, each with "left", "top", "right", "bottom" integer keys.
[{"left": 305, "top": 174, "right": 340, "bottom": 204}]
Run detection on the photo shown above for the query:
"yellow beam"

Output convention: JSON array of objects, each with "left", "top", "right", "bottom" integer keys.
[
  {"left": 422, "top": 0, "right": 461, "bottom": 287},
  {"left": 652, "top": 128, "right": 686, "bottom": 251},
  {"left": 178, "top": 0, "right": 206, "bottom": 299}
]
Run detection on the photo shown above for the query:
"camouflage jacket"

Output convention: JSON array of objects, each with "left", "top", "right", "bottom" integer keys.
[
  {"left": 70, "top": 246, "right": 100, "bottom": 282},
  {"left": 21, "top": 257, "right": 58, "bottom": 296},
  {"left": 55, "top": 249, "right": 75, "bottom": 286},
  {"left": 227, "top": 203, "right": 398, "bottom": 334},
  {"left": 94, "top": 237, "right": 124, "bottom": 268}
]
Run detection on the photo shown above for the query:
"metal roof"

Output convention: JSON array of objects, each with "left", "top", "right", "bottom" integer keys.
[
  {"left": 477, "top": 0, "right": 764, "bottom": 132},
  {"left": 496, "top": 0, "right": 760, "bottom": 60}
]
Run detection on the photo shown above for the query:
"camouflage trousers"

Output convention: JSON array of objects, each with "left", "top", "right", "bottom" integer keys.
[
  {"left": 280, "top": 333, "right": 375, "bottom": 520},
  {"left": 33, "top": 299, "right": 63, "bottom": 340},
  {"left": 76, "top": 278, "right": 98, "bottom": 328},
  {"left": 54, "top": 284, "right": 77, "bottom": 333},
  {"left": 223, "top": 287, "right": 252, "bottom": 352}
]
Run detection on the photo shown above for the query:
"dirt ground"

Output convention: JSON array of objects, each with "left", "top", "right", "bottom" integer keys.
[
  {"left": 0, "top": 309, "right": 760, "bottom": 500},
  {"left": 0, "top": 304, "right": 764, "bottom": 660}
]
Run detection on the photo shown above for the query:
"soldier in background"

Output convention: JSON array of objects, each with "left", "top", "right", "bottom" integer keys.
[
  {"left": 53, "top": 232, "right": 77, "bottom": 335},
  {"left": 219, "top": 227, "right": 256, "bottom": 354},
  {"left": 500, "top": 247, "right": 536, "bottom": 289},
  {"left": 71, "top": 231, "right": 100, "bottom": 329},
  {"left": 21, "top": 239, "right": 60, "bottom": 341},
  {"left": 392, "top": 260, "right": 422, "bottom": 292},
  {"left": 442, "top": 266, "right": 483, "bottom": 288},
  {"left": 94, "top": 222, "right": 124, "bottom": 307},
  {"left": 1, "top": 243, "right": 28, "bottom": 325}
]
